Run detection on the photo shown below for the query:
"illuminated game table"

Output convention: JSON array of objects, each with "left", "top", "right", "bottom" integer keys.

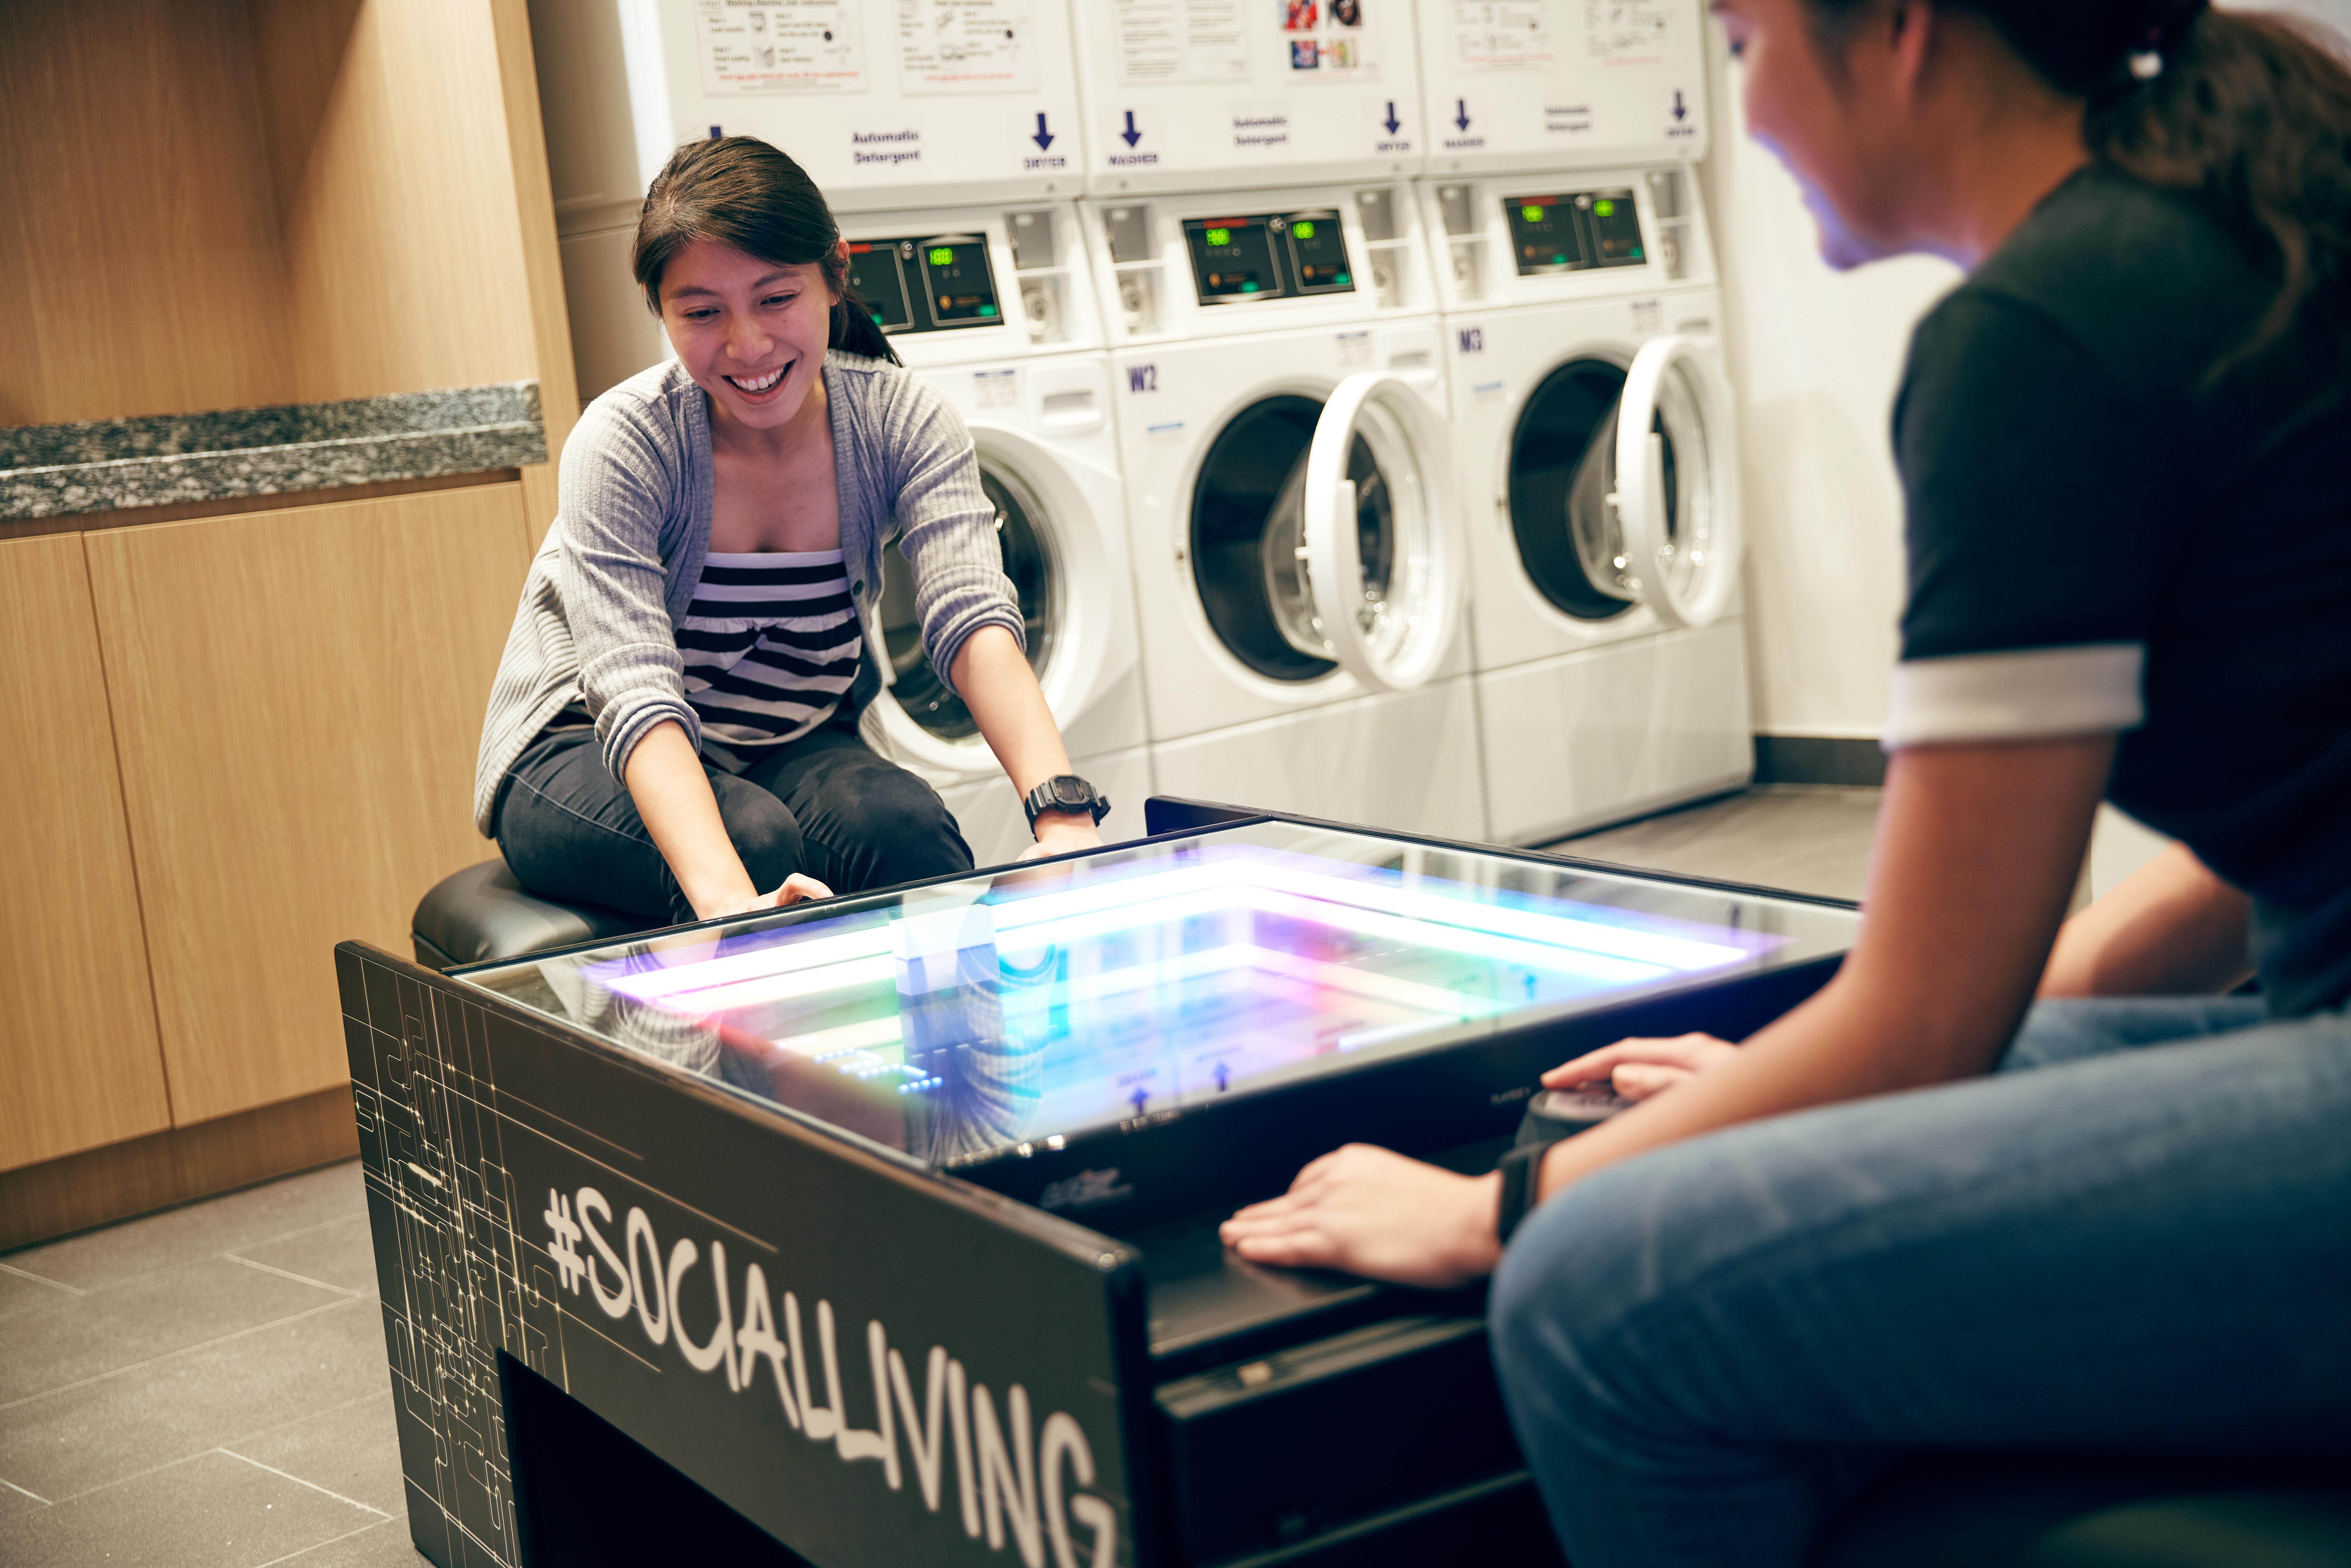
[{"left": 341, "top": 803, "right": 1859, "bottom": 1568}]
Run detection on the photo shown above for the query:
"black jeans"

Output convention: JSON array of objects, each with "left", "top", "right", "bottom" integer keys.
[{"left": 495, "top": 721, "right": 974, "bottom": 925}]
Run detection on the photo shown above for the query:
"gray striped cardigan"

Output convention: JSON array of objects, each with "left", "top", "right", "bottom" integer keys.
[{"left": 473, "top": 353, "right": 1022, "bottom": 835}]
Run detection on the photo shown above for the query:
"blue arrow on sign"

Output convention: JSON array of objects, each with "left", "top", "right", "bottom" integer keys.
[
  {"left": 1672, "top": 90, "right": 1687, "bottom": 121},
  {"left": 1032, "top": 112, "right": 1054, "bottom": 149},
  {"left": 1121, "top": 110, "right": 1143, "bottom": 147},
  {"left": 1382, "top": 100, "right": 1401, "bottom": 133},
  {"left": 1454, "top": 98, "right": 1472, "bottom": 131}
]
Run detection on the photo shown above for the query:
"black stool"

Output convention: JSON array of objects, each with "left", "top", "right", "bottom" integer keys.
[{"left": 411, "top": 859, "right": 648, "bottom": 970}]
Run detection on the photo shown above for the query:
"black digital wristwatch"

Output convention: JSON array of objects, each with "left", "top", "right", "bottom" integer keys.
[{"left": 1022, "top": 774, "right": 1111, "bottom": 834}]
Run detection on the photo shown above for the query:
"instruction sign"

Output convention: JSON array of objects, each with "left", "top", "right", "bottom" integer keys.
[
  {"left": 897, "top": 0, "right": 1038, "bottom": 92},
  {"left": 1114, "top": 0, "right": 1248, "bottom": 85},
  {"left": 697, "top": 0, "right": 866, "bottom": 93}
]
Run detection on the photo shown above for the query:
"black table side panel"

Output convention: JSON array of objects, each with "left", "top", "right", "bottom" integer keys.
[{"left": 339, "top": 941, "right": 1150, "bottom": 1568}]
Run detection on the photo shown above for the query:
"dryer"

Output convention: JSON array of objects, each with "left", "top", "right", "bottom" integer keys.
[
  {"left": 840, "top": 201, "right": 1153, "bottom": 865},
  {"left": 1421, "top": 165, "right": 1750, "bottom": 845},
  {"left": 1084, "top": 180, "right": 1486, "bottom": 841}
]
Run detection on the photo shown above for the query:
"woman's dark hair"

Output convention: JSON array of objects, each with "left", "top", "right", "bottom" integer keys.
[
  {"left": 1814, "top": 1, "right": 2351, "bottom": 358},
  {"left": 632, "top": 135, "right": 900, "bottom": 366}
]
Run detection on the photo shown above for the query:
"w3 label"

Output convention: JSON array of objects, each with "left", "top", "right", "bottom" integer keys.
[{"left": 1456, "top": 328, "right": 1485, "bottom": 354}]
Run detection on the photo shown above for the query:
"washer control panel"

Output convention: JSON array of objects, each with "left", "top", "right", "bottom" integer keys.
[
  {"left": 1180, "top": 210, "right": 1354, "bottom": 305},
  {"left": 846, "top": 235, "right": 1003, "bottom": 333},
  {"left": 1502, "top": 189, "right": 1645, "bottom": 277}
]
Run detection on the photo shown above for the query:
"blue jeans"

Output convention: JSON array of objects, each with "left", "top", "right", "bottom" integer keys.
[
  {"left": 496, "top": 721, "right": 974, "bottom": 925},
  {"left": 1490, "top": 997, "right": 2351, "bottom": 1568}
]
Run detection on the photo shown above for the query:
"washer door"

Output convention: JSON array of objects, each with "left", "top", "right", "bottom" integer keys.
[
  {"left": 1507, "top": 337, "right": 1740, "bottom": 630},
  {"left": 1262, "top": 373, "right": 1466, "bottom": 691},
  {"left": 873, "top": 426, "right": 1119, "bottom": 775},
  {"left": 1614, "top": 335, "right": 1742, "bottom": 629}
]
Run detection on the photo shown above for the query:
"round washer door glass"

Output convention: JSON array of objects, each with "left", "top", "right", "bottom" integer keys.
[
  {"left": 877, "top": 465, "right": 1054, "bottom": 741},
  {"left": 1505, "top": 341, "right": 1739, "bottom": 628},
  {"left": 1259, "top": 373, "right": 1464, "bottom": 691},
  {"left": 1614, "top": 334, "right": 1742, "bottom": 629}
]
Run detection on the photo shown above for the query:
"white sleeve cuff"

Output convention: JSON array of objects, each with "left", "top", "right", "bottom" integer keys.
[{"left": 1883, "top": 643, "right": 2145, "bottom": 749}]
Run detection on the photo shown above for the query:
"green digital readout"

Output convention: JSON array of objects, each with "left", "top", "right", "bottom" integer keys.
[
  {"left": 1293, "top": 220, "right": 1315, "bottom": 239},
  {"left": 1523, "top": 205, "right": 1545, "bottom": 223},
  {"left": 928, "top": 247, "right": 955, "bottom": 265},
  {"left": 1594, "top": 199, "right": 1615, "bottom": 217},
  {"left": 1206, "top": 227, "right": 1232, "bottom": 247}
]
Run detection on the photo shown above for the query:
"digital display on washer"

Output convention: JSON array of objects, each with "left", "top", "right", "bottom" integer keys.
[
  {"left": 843, "top": 234, "right": 1001, "bottom": 332},
  {"left": 460, "top": 821, "right": 1856, "bottom": 1170},
  {"left": 1183, "top": 210, "right": 1354, "bottom": 304},
  {"left": 1503, "top": 189, "right": 1645, "bottom": 276}
]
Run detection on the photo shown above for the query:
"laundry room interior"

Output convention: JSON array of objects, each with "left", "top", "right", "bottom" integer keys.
[{"left": 8, "top": 0, "right": 2348, "bottom": 1564}]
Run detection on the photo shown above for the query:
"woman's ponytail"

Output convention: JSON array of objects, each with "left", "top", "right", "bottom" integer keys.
[
  {"left": 632, "top": 135, "right": 904, "bottom": 368},
  {"left": 2090, "top": 9, "right": 2351, "bottom": 359}
]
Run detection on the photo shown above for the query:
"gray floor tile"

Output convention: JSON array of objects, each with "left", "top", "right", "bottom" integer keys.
[
  {"left": 229, "top": 1392, "right": 406, "bottom": 1518},
  {"left": 0, "top": 1447, "right": 385, "bottom": 1568},
  {"left": 0, "top": 1264, "right": 81, "bottom": 1324},
  {"left": 271, "top": 1517, "right": 433, "bottom": 1566},
  {"left": 0, "top": 1255, "right": 353, "bottom": 1406},
  {"left": 233, "top": 1216, "right": 382, "bottom": 1299},
  {"left": 1552, "top": 786, "right": 1882, "bottom": 902},
  {"left": 4, "top": 1162, "right": 366, "bottom": 1293},
  {"left": 0, "top": 1296, "right": 388, "bottom": 1500}
]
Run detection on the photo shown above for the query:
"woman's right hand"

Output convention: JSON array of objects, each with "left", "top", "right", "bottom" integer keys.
[
  {"left": 696, "top": 873, "right": 834, "bottom": 922},
  {"left": 1542, "top": 1033, "right": 1738, "bottom": 1102}
]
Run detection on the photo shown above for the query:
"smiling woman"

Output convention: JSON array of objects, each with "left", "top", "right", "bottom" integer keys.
[{"left": 474, "top": 137, "right": 1111, "bottom": 930}]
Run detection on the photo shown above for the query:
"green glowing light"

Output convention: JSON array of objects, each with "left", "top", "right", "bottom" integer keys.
[
  {"left": 979, "top": 303, "right": 997, "bottom": 315},
  {"left": 1206, "top": 227, "right": 1231, "bottom": 247},
  {"left": 1294, "top": 220, "right": 1315, "bottom": 239},
  {"left": 1335, "top": 273, "right": 1350, "bottom": 285},
  {"left": 1522, "top": 205, "right": 1544, "bottom": 224},
  {"left": 1631, "top": 247, "right": 1644, "bottom": 260},
  {"left": 1241, "top": 281, "right": 1259, "bottom": 292},
  {"left": 1553, "top": 254, "right": 1567, "bottom": 264},
  {"left": 1594, "top": 199, "right": 1615, "bottom": 217},
  {"left": 928, "top": 247, "right": 955, "bottom": 265}
]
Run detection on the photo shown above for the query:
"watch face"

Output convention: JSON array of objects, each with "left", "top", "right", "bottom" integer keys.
[{"left": 1053, "top": 777, "right": 1091, "bottom": 808}]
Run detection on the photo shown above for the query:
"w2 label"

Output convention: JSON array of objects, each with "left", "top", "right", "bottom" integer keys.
[{"left": 1126, "top": 365, "right": 1158, "bottom": 393}]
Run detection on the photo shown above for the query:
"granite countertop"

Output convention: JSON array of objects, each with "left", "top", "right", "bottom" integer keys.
[{"left": 0, "top": 382, "right": 547, "bottom": 521}]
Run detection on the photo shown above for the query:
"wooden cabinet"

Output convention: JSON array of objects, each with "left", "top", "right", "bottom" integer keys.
[
  {"left": 84, "top": 486, "right": 533, "bottom": 1124},
  {"left": 0, "top": 538, "right": 175, "bottom": 1169}
]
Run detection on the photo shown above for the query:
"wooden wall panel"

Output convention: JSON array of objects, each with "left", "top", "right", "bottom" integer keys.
[
  {"left": 252, "top": 0, "right": 542, "bottom": 406},
  {"left": 489, "top": 0, "right": 584, "bottom": 545},
  {"left": 86, "top": 484, "right": 532, "bottom": 1125},
  {"left": 0, "top": 536, "right": 174, "bottom": 1169},
  {"left": 0, "top": 0, "right": 292, "bottom": 425}
]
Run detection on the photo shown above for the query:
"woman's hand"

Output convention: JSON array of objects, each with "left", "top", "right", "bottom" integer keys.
[
  {"left": 1219, "top": 1145, "right": 1503, "bottom": 1288},
  {"left": 1543, "top": 1032, "right": 1739, "bottom": 1102},
  {"left": 696, "top": 872, "right": 833, "bottom": 922},
  {"left": 1020, "top": 811, "right": 1103, "bottom": 862}
]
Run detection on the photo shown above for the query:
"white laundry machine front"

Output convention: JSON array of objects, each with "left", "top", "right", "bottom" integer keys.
[
  {"left": 1084, "top": 181, "right": 1486, "bottom": 841},
  {"left": 1421, "top": 166, "right": 1751, "bottom": 844},
  {"left": 839, "top": 201, "right": 1153, "bottom": 866}
]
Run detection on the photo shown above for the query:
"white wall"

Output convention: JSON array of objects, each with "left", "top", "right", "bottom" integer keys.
[{"left": 1700, "top": 44, "right": 1959, "bottom": 742}]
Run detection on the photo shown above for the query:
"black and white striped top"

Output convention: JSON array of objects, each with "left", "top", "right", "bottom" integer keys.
[{"left": 679, "top": 549, "right": 862, "bottom": 765}]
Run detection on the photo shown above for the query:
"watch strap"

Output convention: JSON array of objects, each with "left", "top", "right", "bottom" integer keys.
[{"left": 1495, "top": 1139, "right": 1558, "bottom": 1247}]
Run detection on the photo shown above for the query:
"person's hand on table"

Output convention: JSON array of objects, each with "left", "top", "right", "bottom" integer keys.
[
  {"left": 697, "top": 873, "right": 833, "bottom": 921},
  {"left": 1020, "top": 811, "right": 1103, "bottom": 862},
  {"left": 1545, "top": 1032, "right": 1737, "bottom": 1101},
  {"left": 1218, "top": 1144, "right": 1503, "bottom": 1288}
]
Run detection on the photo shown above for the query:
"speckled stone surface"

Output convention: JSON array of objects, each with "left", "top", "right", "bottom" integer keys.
[{"left": 0, "top": 382, "right": 546, "bottom": 521}]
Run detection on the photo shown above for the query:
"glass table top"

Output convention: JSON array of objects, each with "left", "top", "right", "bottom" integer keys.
[{"left": 460, "top": 821, "right": 1858, "bottom": 1168}]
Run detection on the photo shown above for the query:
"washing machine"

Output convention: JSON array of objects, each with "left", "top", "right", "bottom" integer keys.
[
  {"left": 1420, "top": 166, "right": 1750, "bottom": 845},
  {"left": 1083, "top": 180, "right": 1487, "bottom": 841},
  {"left": 839, "top": 200, "right": 1153, "bottom": 865}
]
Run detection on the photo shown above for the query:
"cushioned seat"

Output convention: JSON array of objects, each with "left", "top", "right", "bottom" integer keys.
[
  {"left": 412, "top": 859, "right": 649, "bottom": 970},
  {"left": 1817, "top": 1452, "right": 2351, "bottom": 1567}
]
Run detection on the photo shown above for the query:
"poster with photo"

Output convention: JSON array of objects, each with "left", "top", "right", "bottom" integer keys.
[{"left": 1282, "top": 0, "right": 1374, "bottom": 76}]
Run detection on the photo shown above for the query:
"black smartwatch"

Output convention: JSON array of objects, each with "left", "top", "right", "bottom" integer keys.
[{"left": 1023, "top": 774, "right": 1111, "bottom": 834}]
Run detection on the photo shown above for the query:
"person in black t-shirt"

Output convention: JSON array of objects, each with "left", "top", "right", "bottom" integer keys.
[{"left": 1215, "top": 2, "right": 2351, "bottom": 1562}]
